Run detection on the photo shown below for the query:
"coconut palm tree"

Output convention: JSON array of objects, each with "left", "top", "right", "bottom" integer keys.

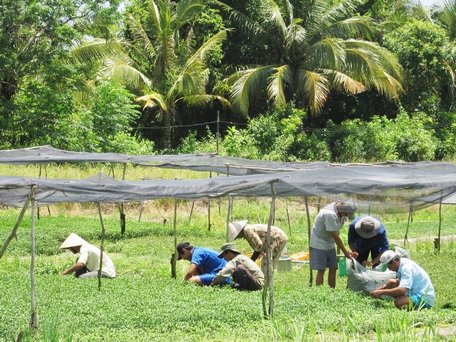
[
  {"left": 73, "top": 0, "right": 229, "bottom": 148},
  {"left": 216, "top": 0, "right": 403, "bottom": 117}
]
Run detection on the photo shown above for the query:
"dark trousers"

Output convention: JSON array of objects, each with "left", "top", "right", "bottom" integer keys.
[
  {"left": 232, "top": 265, "right": 262, "bottom": 291},
  {"left": 356, "top": 249, "right": 380, "bottom": 267}
]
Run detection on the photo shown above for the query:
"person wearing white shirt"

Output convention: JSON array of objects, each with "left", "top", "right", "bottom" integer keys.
[{"left": 60, "top": 233, "right": 116, "bottom": 278}]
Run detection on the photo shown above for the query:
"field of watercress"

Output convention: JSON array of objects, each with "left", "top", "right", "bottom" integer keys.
[{"left": 1, "top": 198, "right": 455, "bottom": 342}]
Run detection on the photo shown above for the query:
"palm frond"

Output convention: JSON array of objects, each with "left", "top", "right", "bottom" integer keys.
[
  {"left": 285, "top": 22, "right": 307, "bottom": 50},
  {"left": 295, "top": 68, "right": 330, "bottom": 115},
  {"left": 230, "top": 65, "right": 275, "bottom": 114},
  {"left": 212, "top": 0, "right": 264, "bottom": 38},
  {"left": 126, "top": 14, "right": 156, "bottom": 61},
  {"left": 168, "top": 62, "right": 209, "bottom": 98},
  {"left": 264, "top": 0, "right": 287, "bottom": 38},
  {"left": 136, "top": 91, "right": 168, "bottom": 112},
  {"left": 175, "top": 0, "right": 205, "bottom": 29},
  {"left": 177, "top": 94, "right": 231, "bottom": 108},
  {"left": 329, "top": 70, "right": 366, "bottom": 94},
  {"left": 305, "top": 37, "right": 345, "bottom": 71},
  {"left": 72, "top": 39, "right": 124, "bottom": 62},
  {"left": 149, "top": 0, "right": 161, "bottom": 29},
  {"left": 267, "top": 65, "right": 292, "bottom": 106},
  {"left": 324, "top": 17, "right": 375, "bottom": 40},
  {"left": 185, "top": 30, "right": 228, "bottom": 68},
  {"left": 102, "top": 58, "right": 152, "bottom": 91}
]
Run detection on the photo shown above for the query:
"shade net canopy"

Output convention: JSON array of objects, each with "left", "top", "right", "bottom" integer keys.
[
  {"left": 1, "top": 161, "right": 456, "bottom": 213},
  {"left": 0, "top": 145, "right": 329, "bottom": 175}
]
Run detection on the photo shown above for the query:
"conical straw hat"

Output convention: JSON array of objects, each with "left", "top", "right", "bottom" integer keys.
[
  {"left": 60, "top": 233, "right": 87, "bottom": 249},
  {"left": 228, "top": 220, "right": 248, "bottom": 241}
]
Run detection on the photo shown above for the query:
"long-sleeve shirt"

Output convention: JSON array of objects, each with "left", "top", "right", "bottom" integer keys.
[{"left": 214, "top": 254, "right": 264, "bottom": 286}]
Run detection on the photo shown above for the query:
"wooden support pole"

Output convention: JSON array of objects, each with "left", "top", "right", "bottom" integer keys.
[
  {"left": 404, "top": 204, "right": 412, "bottom": 245},
  {"left": 171, "top": 199, "right": 178, "bottom": 278},
  {"left": 436, "top": 199, "right": 442, "bottom": 253},
  {"left": 262, "top": 181, "right": 277, "bottom": 319},
  {"left": 226, "top": 197, "right": 233, "bottom": 241},
  {"left": 29, "top": 187, "right": 38, "bottom": 332},
  {"left": 188, "top": 201, "right": 195, "bottom": 223},
  {"left": 0, "top": 192, "right": 33, "bottom": 258},
  {"left": 304, "top": 197, "right": 312, "bottom": 287},
  {"left": 208, "top": 172, "right": 212, "bottom": 231},
  {"left": 286, "top": 198, "right": 291, "bottom": 238},
  {"left": 120, "top": 163, "right": 127, "bottom": 236},
  {"left": 97, "top": 203, "right": 106, "bottom": 291}
]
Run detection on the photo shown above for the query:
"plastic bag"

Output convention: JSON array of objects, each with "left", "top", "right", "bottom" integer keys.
[{"left": 346, "top": 258, "right": 396, "bottom": 294}]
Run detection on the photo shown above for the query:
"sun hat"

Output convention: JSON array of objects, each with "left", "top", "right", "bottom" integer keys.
[
  {"left": 228, "top": 220, "right": 248, "bottom": 241},
  {"left": 59, "top": 233, "right": 87, "bottom": 249},
  {"left": 380, "top": 250, "right": 399, "bottom": 266},
  {"left": 218, "top": 242, "right": 241, "bottom": 257},
  {"left": 335, "top": 201, "right": 357, "bottom": 219},
  {"left": 354, "top": 216, "right": 383, "bottom": 239},
  {"left": 176, "top": 242, "right": 192, "bottom": 260}
]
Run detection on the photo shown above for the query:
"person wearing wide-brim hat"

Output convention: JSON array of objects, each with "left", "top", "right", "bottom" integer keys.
[
  {"left": 309, "top": 200, "right": 359, "bottom": 288},
  {"left": 210, "top": 243, "right": 264, "bottom": 291},
  {"left": 370, "top": 250, "right": 435, "bottom": 310},
  {"left": 348, "top": 215, "right": 390, "bottom": 268},
  {"left": 60, "top": 233, "right": 116, "bottom": 278},
  {"left": 227, "top": 220, "right": 288, "bottom": 272}
]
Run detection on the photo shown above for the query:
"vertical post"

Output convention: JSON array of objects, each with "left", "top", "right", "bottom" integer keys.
[
  {"left": 120, "top": 163, "right": 127, "bottom": 236},
  {"left": 29, "top": 186, "right": 38, "bottom": 332},
  {"left": 262, "top": 181, "right": 277, "bottom": 319},
  {"left": 286, "top": 199, "right": 291, "bottom": 238},
  {"left": 404, "top": 203, "right": 412, "bottom": 245},
  {"left": 188, "top": 201, "right": 195, "bottom": 223},
  {"left": 216, "top": 110, "right": 220, "bottom": 155},
  {"left": 97, "top": 203, "right": 106, "bottom": 291},
  {"left": 208, "top": 171, "right": 212, "bottom": 231},
  {"left": 304, "top": 197, "right": 312, "bottom": 287},
  {"left": 436, "top": 199, "right": 442, "bottom": 253},
  {"left": 226, "top": 198, "right": 233, "bottom": 241},
  {"left": 171, "top": 199, "right": 178, "bottom": 278}
]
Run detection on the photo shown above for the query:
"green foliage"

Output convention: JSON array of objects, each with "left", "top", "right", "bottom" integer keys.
[
  {"left": 383, "top": 20, "right": 453, "bottom": 111},
  {"left": 223, "top": 126, "right": 260, "bottom": 158},
  {"left": 83, "top": 81, "right": 154, "bottom": 154},
  {"left": 393, "top": 111, "right": 438, "bottom": 162}
]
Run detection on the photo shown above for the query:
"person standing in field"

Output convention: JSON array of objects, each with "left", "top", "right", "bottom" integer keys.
[
  {"left": 348, "top": 215, "right": 390, "bottom": 268},
  {"left": 60, "top": 233, "right": 116, "bottom": 278},
  {"left": 370, "top": 250, "right": 435, "bottom": 310},
  {"left": 310, "top": 201, "right": 358, "bottom": 288},
  {"left": 210, "top": 242, "right": 264, "bottom": 291},
  {"left": 227, "top": 220, "right": 288, "bottom": 272},
  {"left": 177, "top": 242, "right": 229, "bottom": 286}
]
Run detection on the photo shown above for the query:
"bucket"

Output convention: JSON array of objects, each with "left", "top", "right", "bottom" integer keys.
[
  {"left": 338, "top": 257, "right": 347, "bottom": 277},
  {"left": 277, "top": 258, "right": 292, "bottom": 272}
]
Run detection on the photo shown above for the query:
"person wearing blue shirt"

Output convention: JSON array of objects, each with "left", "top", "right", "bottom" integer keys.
[
  {"left": 348, "top": 215, "right": 389, "bottom": 268},
  {"left": 370, "top": 250, "right": 435, "bottom": 310},
  {"left": 177, "top": 242, "right": 229, "bottom": 286}
]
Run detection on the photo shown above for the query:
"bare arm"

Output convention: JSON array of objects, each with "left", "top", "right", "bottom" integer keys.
[
  {"left": 184, "top": 264, "right": 199, "bottom": 281},
  {"left": 331, "top": 231, "right": 355, "bottom": 258},
  {"left": 371, "top": 285, "right": 406, "bottom": 298},
  {"left": 62, "top": 262, "right": 85, "bottom": 276}
]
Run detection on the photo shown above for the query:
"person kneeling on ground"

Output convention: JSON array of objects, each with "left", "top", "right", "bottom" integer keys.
[
  {"left": 177, "top": 242, "right": 229, "bottom": 286},
  {"left": 60, "top": 233, "right": 116, "bottom": 278},
  {"left": 210, "top": 243, "right": 264, "bottom": 291},
  {"left": 370, "top": 250, "right": 435, "bottom": 310}
]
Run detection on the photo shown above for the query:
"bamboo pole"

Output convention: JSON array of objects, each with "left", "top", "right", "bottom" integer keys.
[
  {"left": 120, "top": 163, "right": 127, "bottom": 235},
  {"left": 0, "top": 192, "right": 33, "bottom": 258},
  {"left": 262, "top": 181, "right": 277, "bottom": 319},
  {"left": 304, "top": 197, "right": 312, "bottom": 287},
  {"left": 97, "top": 203, "right": 106, "bottom": 291},
  {"left": 171, "top": 199, "right": 178, "bottom": 278},
  {"left": 436, "top": 199, "right": 442, "bottom": 253},
  {"left": 208, "top": 172, "right": 212, "bottom": 231},
  {"left": 286, "top": 198, "right": 291, "bottom": 238},
  {"left": 404, "top": 203, "right": 412, "bottom": 245},
  {"left": 29, "top": 187, "right": 38, "bottom": 332}
]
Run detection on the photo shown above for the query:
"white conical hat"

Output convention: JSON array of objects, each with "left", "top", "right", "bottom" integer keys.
[
  {"left": 60, "top": 233, "right": 87, "bottom": 249},
  {"left": 228, "top": 220, "right": 248, "bottom": 241}
]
